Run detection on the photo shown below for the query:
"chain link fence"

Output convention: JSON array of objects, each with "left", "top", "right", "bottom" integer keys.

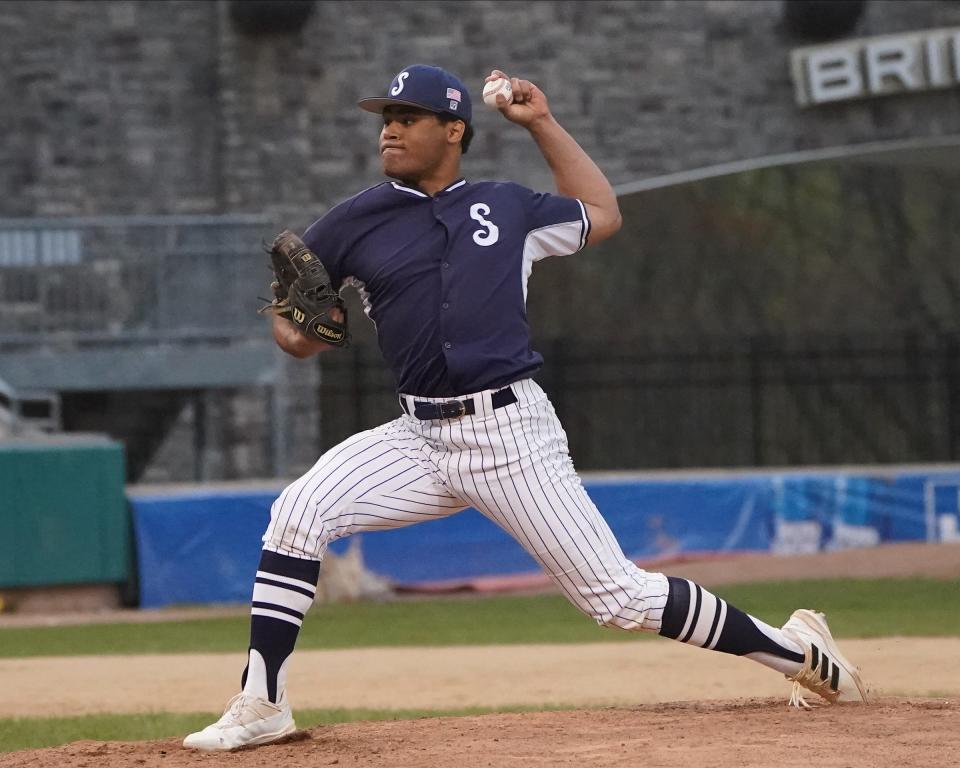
[
  {"left": 0, "top": 215, "right": 271, "bottom": 340},
  {"left": 318, "top": 333, "right": 960, "bottom": 470}
]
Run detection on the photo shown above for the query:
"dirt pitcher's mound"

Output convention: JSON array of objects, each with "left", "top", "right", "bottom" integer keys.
[{"left": 4, "top": 698, "right": 957, "bottom": 768}]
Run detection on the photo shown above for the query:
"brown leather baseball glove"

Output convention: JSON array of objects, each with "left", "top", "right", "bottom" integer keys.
[{"left": 259, "top": 230, "right": 349, "bottom": 347}]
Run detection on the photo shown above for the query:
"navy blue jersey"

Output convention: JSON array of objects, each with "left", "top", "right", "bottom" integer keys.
[{"left": 303, "top": 178, "right": 590, "bottom": 397}]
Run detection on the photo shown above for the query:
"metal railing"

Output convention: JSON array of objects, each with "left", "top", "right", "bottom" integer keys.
[
  {"left": 0, "top": 375, "right": 60, "bottom": 435},
  {"left": 0, "top": 215, "right": 272, "bottom": 342}
]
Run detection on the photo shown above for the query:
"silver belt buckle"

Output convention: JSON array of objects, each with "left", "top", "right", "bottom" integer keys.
[{"left": 439, "top": 400, "right": 466, "bottom": 419}]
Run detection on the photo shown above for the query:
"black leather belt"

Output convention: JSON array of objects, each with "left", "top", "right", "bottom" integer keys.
[{"left": 400, "top": 386, "right": 518, "bottom": 420}]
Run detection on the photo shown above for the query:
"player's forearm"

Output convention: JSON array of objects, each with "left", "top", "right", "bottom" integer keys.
[
  {"left": 526, "top": 115, "right": 622, "bottom": 242},
  {"left": 272, "top": 315, "right": 335, "bottom": 358}
]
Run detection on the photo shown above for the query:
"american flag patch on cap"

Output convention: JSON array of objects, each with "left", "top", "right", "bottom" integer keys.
[{"left": 446, "top": 87, "right": 462, "bottom": 101}]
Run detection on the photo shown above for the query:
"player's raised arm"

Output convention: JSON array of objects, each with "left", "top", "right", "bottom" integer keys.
[{"left": 485, "top": 69, "right": 622, "bottom": 245}]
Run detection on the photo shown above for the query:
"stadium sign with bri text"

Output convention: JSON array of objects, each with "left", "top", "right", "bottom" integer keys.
[{"left": 791, "top": 27, "right": 960, "bottom": 107}]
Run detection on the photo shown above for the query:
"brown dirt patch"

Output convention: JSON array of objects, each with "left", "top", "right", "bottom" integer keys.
[
  {"left": 657, "top": 541, "right": 960, "bottom": 586},
  {"left": 4, "top": 638, "right": 959, "bottom": 717},
  {"left": 3, "top": 542, "right": 959, "bottom": 766},
  {"left": 3, "top": 699, "right": 957, "bottom": 768}
]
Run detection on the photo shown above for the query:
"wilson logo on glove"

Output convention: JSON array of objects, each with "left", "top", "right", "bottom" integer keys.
[{"left": 314, "top": 324, "right": 345, "bottom": 342}]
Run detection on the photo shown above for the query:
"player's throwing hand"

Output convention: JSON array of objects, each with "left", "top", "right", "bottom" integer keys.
[{"left": 485, "top": 69, "right": 551, "bottom": 127}]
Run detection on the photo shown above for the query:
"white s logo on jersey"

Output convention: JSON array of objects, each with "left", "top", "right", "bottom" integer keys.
[
  {"left": 390, "top": 72, "right": 409, "bottom": 96},
  {"left": 470, "top": 203, "right": 500, "bottom": 246}
]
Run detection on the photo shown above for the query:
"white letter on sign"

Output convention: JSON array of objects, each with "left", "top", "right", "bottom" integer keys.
[
  {"left": 952, "top": 32, "right": 960, "bottom": 81},
  {"left": 806, "top": 49, "right": 862, "bottom": 104},
  {"left": 865, "top": 39, "right": 920, "bottom": 94},
  {"left": 925, "top": 35, "right": 949, "bottom": 87}
]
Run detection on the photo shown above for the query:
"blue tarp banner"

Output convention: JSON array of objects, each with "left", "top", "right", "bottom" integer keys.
[
  {"left": 133, "top": 492, "right": 279, "bottom": 607},
  {"left": 130, "top": 468, "right": 960, "bottom": 608}
]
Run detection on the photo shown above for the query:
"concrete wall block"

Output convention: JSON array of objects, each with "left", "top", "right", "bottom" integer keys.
[{"left": 4, "top": 0, "right": 960, "bottom": 479}]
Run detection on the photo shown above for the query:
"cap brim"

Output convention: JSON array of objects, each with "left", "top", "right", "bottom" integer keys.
[{"left": 357, "top": 97, "right": 443, "bottom": 114}]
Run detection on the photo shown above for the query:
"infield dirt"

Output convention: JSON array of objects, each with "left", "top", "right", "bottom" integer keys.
[
  {"left": 3, "top": 699, "right": 958, "bottom": 768},
  {"left": 2, "top": 542, "right": 959, "bottom": 766}
]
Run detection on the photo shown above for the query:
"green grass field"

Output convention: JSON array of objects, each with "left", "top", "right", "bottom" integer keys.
[
  {"left": 1, "top": 578, "right": 957, "bottom": 753},
  {"left": 1, "top": 579, "right": 958, "bottom": 659}
]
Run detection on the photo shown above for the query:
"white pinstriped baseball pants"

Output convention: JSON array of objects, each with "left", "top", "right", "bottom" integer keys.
[{"left": 263, "top": 379, "right": 669, "bottom": 631}]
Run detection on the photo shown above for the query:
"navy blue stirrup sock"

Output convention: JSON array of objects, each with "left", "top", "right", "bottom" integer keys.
[
  {"left": 660, "top": 576, "right": 803, "bottom": 663},
  {"left": 240, "top": 550, "right": 321, "bottom": 703}
]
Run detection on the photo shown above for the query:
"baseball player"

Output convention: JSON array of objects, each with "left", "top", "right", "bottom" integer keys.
[{"left": 183, "top": 65, "right": 868, "bottom": 751}]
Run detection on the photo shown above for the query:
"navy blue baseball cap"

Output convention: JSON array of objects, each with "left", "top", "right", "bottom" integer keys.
[{"left": 358, "top": 64, "right": 472, "bottom": 125}]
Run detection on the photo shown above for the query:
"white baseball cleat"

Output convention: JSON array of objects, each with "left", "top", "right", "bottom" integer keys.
[
  {"left": 182, "top": 692, "right": 296, "bottom": 750},
  {"left": 780, "top": 609, "right": 869, "bottom": 708}
]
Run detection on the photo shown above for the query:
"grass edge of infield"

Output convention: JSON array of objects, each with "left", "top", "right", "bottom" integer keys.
[{"left": 0, "top": 703, "right": 582, "bottom": 754}]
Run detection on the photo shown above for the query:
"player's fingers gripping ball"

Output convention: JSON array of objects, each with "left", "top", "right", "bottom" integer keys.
[{"left": 483, "top": 76, "right": 514, "bottom": 108}]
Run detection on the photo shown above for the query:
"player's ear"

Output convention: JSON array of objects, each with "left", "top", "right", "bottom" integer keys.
[{"left": 446, "top": 119, "right": 465, "bottom": 148}]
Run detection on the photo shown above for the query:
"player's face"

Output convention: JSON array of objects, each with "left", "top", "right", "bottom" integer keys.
[{"left": 379, "top": 106, "right": 452, "bottom": 182}]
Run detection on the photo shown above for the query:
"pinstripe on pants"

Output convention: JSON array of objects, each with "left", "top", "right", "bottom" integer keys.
[{"left": 263, "top": 379, "right": 669, "bottom": 631}]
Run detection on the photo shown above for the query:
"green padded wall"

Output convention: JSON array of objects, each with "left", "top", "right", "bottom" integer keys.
[{"left": 0, "top": 440, "right": 129, "bottom": 587}]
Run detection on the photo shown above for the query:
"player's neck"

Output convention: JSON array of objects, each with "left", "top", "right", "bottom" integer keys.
[
  {"left": 400, "top": 159, "right": 462, "bottom": 197},
  {"left": 397, "top": 176, "right": 459, "bottom": 197}
]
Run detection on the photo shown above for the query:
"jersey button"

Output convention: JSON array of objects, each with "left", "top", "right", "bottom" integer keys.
[
  {"left": 441, "top": 302, "right": 450, "bottom": 310},
  {"left": 442, "top": 262, "right": 450, "bottom": 269},
  {"left": 443, "top": 341, "right": 452, "bottom": 349}
]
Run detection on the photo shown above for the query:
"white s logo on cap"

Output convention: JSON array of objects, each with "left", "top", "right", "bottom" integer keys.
[{"left": 390, "top": 71, "right": 409, "bottom": 96}]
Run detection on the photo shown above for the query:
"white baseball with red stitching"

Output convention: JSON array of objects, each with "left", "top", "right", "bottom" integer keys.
[{"left": 482, "top": 78, "right": 513, "bottom": 108}]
